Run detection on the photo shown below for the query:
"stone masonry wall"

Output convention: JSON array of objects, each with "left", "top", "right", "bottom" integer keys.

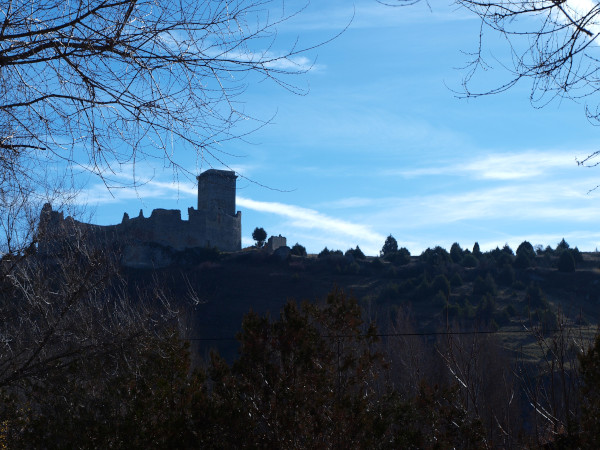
[{"left": 38, "top": 170, "right": 242, "bottom": 262}]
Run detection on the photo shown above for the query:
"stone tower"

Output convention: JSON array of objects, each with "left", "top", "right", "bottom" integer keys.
[{"left": 197, "top": 169, "right": 237, "bottom": 216}]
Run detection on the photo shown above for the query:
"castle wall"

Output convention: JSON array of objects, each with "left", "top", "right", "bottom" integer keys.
[
  {"left": 197, "top": 169, "right": 237, "bottom": 216},
  {"left": 38, "top": 169, "right": 242, "bottom": 260}
]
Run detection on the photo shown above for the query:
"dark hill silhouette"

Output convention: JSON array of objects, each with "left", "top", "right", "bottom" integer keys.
[{"left": 121, "top": 244, "right": 600, "bottom": 361}]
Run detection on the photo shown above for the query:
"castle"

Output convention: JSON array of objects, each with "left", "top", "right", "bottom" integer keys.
[{"left": 39, "top": 170, "right": 242, "bottom": 260}]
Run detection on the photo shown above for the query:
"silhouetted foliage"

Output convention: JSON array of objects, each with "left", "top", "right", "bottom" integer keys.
[
  {"left": 345, "top": 245, "right": 366, "bottom": 260},
  {"left": 516, "top": 241, "right": 535, "bottom": 259},
  {"left": 502, "top": 244, "right": 514, "bottom": 255},
  {"left": 572, "top": 247, "right": 584, "bottom": 264},
  {"left": 450, "top": 242, "right": 464, "bottom": 264},
  {"left": 252, "top": 227, "right": 267, "bottom": 248},
  {"left": 386, "top": 247, "right": 411, "bottom": 265},
  {"left": 558, "top": 250, "right": 576, "bottom": 273},
  {"left": 473, "top": 274, "right": 497, "bottom": 298},
  {"left": 462, "top": 253, "right": 478, "bottom": 268},
  {"left": 515, "top": 240, "right": 535, "bottom": 269},
  {"left": 450, "top": 272, "right": 463, "bottom": 287},
  {"left": 488, "top": 246, "right": 513, "bottom": 266},
  {"left": 473, "top": 242, "right": 482, "bottom": 256},
  {"left": 290, "top": 243, "right": 307, "bottom": 257},
  {"left": 580, "top": 335, "right": 600, "bottom": 447},
  {"left": 526, "top": 283, "right": 549, "bottom": 309},
  {"left": 432, "top": 274, "right": 451, "bottom": 299},
  {"left": 318, "top": 247, "right": 331, "bottom": 258},
  {"left": 380, "top": 234, "right": 399, "bottom": 257},
  {"left": 557, "top": 238, "right": 571, "bottom": 252},
  {"left": 513, "top": 252, "right": 532, "bottom": 269},
  {"left": 497, "top": 264, "right": 515, "bottom": 286},
  {"left": 420, "top": 246, "right": 451, "bottom": 267}
]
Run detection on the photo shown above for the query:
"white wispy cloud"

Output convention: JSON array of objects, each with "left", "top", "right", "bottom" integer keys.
[
  {"left": 237, "top": 196, "right": 385, "bottom": 245},
  {"left": 387, "top": 151, "right": 579, "bottom": 180},
  {"left": 558, "top": 1, "right": 600, "bottom": 37}
]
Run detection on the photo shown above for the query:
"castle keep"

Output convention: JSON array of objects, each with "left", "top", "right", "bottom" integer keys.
[{"left": 39, "top": 170, "right": 242, "bottom": 257}]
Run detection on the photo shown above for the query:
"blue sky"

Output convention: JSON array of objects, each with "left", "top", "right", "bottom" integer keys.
[{"left": 76, "top": 1, "right": 600, "bottom": 256}]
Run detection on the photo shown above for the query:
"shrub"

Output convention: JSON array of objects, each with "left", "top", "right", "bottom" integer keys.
[
  {"left": 420, "top": 246, "right": 451, "bottom": 266},
  {"left": 462, "top": 253, "right": 478, "bottom": 268},
  {"left": 252, "top": 227, "right": 267, "bottom": 247},
  {"left": 450, "top": 273, "right": 463, "bottom": 287},
  {"left": 290, "top": 243, "right": 307, "bottom": 257},
  {"left": 450, "top": 242, "right": 464, "bottom": 264},
  {"left": 497, "top": 264, "right": 515, "bottom": 286},
  {"left": 505, "top": 304, "right": 517, "bottom": 317},
  {"left": 387, "top": 247, "right": 411, "bottom": 265},
  {"left": 516, "top": 240, "right": 535, "bottom": 259},
  {"left": 473, "top": 274, "right": 497, "bottom": 298},
  {"left": 371, "top": 257, "right": 383, "bottom": 269},
  {"left": 380, "top": 235, "right": 398, "bottom": 257},
  {"left": 526, "top": 283, "right": 549, "bottom": 309},
  {"left": 515, "top": 241, "right": 535, "bottom": 268},
  {"left": 345, "top": 245, "right": 366, "bottom": 260},
  {"left": 432, "top": 274, "right": 450, "bottom": 298},
  {"left": 513, "top": 252, "right": 532, "bottom": 269},
  {"left": 557, "top": 250, "right": 576, "bottom": 272},
  {"left": 318, "top": 247, "right": 331, "bottom": 258},
  {"left": 556, "top": 238, "right": 570, "bottom": 252}
]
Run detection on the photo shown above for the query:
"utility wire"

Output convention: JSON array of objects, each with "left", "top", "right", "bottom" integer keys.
[{"left": 183, "top": 326, "right": 598, "bottom": 341}]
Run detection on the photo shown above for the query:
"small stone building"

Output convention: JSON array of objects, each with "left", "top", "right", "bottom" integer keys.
[{"left": 267, "top": 235, "right": 287, "bottom": 253}]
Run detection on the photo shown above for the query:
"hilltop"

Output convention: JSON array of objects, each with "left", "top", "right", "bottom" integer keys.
[{"left": 121, "top": 240, "right": 600, "bottom": 361}]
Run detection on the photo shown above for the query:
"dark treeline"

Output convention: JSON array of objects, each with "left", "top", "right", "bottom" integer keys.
[{"left": 2, "top": 234, "right": 600, "bottom": 448}]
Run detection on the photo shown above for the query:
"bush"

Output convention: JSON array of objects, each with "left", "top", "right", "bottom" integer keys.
[
  {"left": 380, "top": 235, "right": 398, "bottom": 257},
  {"left": 477, "top": 294, "right": 497, "bottom": 323},
  {"left": 473, "top": 274, "right": 497, "bottom": 298},
  {"left": 290, "top": 243, "right": 307, "bottom": 257},
  {"left": 345, "top": 245, "right": 366, "bottom": 260},
  {"left": 318, "top": 248, "right": 342, "bottom": 259},
  {"left": 462, "top": 253, "right": 478, "bottom": 268},
  {"left": 516, "top": 240, "right": 535, "bottom": 258},
  {"left": 515, "top": 241, "right": 535, "bottom": 268},
  {"left": 513, "top": 252, "right": 532, "bottom": 269},
  {"left": 497, "top": 264, "right": 515, "bottom": 286},
  {"left": 387, "top": 247, "right": 411, "bottom": 265},
  {"left": 556, "top": 238, "right": 570, "bottom": 252},
  {"left": 526, "top": 283, "right": 548, "bottom": 309},
  {"left": 432, "top": 274, "right": 450, "bottom": 298},
  {"left": 557, "top": 250, "right": 576, "bottom": 272},
  {"left": 371, "top": 257, "right": 383, "bottom": 269},
  {"left": 318, "top": 247, "right": 331, "bottom": 258},
  {"left": 450, "top": 242, "right": 464, "bottom": 264},
  {"left": 252, "top": 227, "right": 267, "bottom": 247},
  {"left": 450, "top": 273, "right": 463, "bottom": 287},
  {"left": 420, "top": 246, "right": 451, "bottom": 266},
  {"left": 505, "top": 304, "right": 517, "bottom": 317},
  {"left": 572, "top": 247, "right": 584, "bottom": 264}
]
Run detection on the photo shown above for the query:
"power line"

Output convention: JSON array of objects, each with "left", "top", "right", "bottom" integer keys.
[{"left": 183, "top": 326, "right": 598, "bottom": 342}]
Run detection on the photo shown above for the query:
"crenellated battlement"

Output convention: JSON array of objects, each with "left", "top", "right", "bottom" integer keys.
[{"left": 38, "top": 170, "right": 242, "bottom": 264}]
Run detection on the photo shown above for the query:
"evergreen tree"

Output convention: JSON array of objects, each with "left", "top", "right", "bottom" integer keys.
[
  {"left": 252, "top": 227, "right": 267, "bottom": 247},
  {"left": 450, "top": 242, "right": 464, "bottom": 264},
  {"left": 380, "top": 235, "right": 398, "bottom": 257},
  {"left": 557, "top": 250, "right": 576, "bottom": 272},
  {"left": 290, "top": 243, "right": 307, "bottom": 257}
]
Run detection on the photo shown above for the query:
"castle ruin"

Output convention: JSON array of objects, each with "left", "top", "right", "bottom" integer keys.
[{"left": 39, "top": 169, "right": 242, "bottom": 258}]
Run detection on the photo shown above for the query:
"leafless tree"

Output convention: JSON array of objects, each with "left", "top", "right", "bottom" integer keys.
[
  {"left": 386, "top": 1, "right": 600, "bottom": 167},
  {"left": 0, "top": 0, "right": 331, "bottom": 191}
]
